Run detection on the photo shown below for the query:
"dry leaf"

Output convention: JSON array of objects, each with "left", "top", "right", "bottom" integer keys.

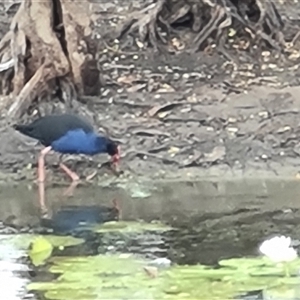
[
  {"left": 288, "top": 50, "right": 300, "bottom": 60},
  {"left": 238, "top": 40, "right": 250, "bottom": 50},
  {"left": 136, "top": 39, "right": 144, "bottom": 49},
  {"left": 203, "top": 146, "right": 226, "bottom": 163},
  {"left": 157, "top": 111, "right": 170, "bottom": 118},
  {"left": 131, "top": 128, "right": 171, "bottom": 137},
  {"left": 277, "top": 126, "right": 291, "bottom": 134},
  {"left": 228, "top": 28, "right": 236, "bottom": 37},
  {"left": 144, "top": 266, "right": 158, "bottom": 278},
  {"left": 156, "top": 83, "right": 175, "bottom": 93},
  {"left": 226, "top": 127, "right": 239, "bottom": 133},
  {"left": 187, "top": 94, "right": 199, "bottom": 103},
  {"left": 181, "top": 151, "right": 202, "bottom": 167},
  {"left": 171, "top": 37, "right": 185, "bottom": 51},
  {"left": 127, "top": 83, "right": 147, "bottom": 93},
  {"left": 262, "top": 51, "right": 270, "bottom": 57},
  {"left": 168, "top": 146, "right": 180, "bottom": 154},
  {"left": 147, "top": 102, "right": 182, "bottom": 117},
  {"left": 268, "top": 64, "right": 277, "bottom": 69},
  {"left": 117, "top": 75, "right": 140, "bottom": 85}
]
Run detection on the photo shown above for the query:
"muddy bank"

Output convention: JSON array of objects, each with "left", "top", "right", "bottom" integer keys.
[
  {"left": 2, "top": 84, "right": 300, "bottom": 183},
  {"left": 1, "top": 2, "right": 300, "bottom": 183}
]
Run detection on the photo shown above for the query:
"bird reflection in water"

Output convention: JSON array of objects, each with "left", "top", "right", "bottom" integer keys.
[
  {"left": 38, "top": 180, "right": 81, "bottom": 213},
  {"left": 37, "top": 181, "right": 121, "bottom": 234}
]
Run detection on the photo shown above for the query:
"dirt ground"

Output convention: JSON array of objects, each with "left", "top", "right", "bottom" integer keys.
[{"left": 1, "top": 1, "right": 300, "bottom": 183}]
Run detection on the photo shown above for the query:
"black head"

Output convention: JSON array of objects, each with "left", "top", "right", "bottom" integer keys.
[
  {"left": 106, "top": 139, "right": 120, "bottom": 163},
  {"left": 106, "top": 140, "right": 119, "bottom": 156}
]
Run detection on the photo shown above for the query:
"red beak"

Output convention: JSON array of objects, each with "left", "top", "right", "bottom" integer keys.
[{"left": 111, "top": 145, "right": 120, "bottom": 168}]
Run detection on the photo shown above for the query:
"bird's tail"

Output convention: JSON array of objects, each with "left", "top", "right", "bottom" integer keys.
[{"left": 13, "top": 124, "right": 35, "bottom": 137}]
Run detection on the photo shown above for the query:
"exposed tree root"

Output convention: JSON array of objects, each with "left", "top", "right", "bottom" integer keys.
[
  {"left": 0, "top": 0, "right": 102, "bottom": 121},
  {"left": 116, "top": 0, "right": 299, "bottom": 58},
  {"left": 117, "top": 0, "right": 167, "bottom": 51}
]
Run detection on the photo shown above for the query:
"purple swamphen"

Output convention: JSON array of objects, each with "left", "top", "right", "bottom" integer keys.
[{"left": 13, "top": 114, "right": 120, "bottom": 182}]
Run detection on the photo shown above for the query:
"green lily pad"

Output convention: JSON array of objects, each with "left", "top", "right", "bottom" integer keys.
[
  {"left": 263, "top": 284, "right": 300, "bottom": 299},
  {"left": 1, "top": 234, "right": 84, "bottom": 250},
  {"left": 28, "top": 254, "right": 165, "bottom": 299},
  {"left": 29, "top": 236, "right": 53, "bottom": 266},
  {"left": 45, "top": 290, "right": 96, "bottom": 300},
  {"left": 27, "top": 242, "right": 300, "bottom": 300},
  {"left": 29, "top": 253, "right": 300, "bottom": 300},
  {"left": 92, "top": 221, "right": 172, "bottom": 233},
  {"left": 168, "top": 265, "right": 236, "bottom": 279},
  {"left": 218, "top": 257, "right": 271, "bottom": 269}
]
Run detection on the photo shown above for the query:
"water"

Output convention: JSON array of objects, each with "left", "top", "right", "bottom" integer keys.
[{"left": 1, "top": 178, "right": 300, "bottom": 299}]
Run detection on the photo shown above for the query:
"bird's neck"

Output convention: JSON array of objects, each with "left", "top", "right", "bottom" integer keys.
[{"left": 94, "top": 135, "right": 109, "bottom": 154}]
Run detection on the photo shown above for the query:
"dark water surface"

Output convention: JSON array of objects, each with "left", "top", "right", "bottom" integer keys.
[{"left": 1, "top": 178, "right": 300, "bottom": 299}]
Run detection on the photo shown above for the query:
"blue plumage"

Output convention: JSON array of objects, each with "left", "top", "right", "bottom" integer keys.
[
  {"left": 51, "top": 129, "right": 109, "bottom": 155},
  {"left": 13, "top": 114, "right": 120, "bottom": 183},
  {"left": 13, "top": 114, "right": 119, "bottom": 158}
]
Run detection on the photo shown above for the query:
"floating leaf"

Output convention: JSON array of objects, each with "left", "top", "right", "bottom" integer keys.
[
  {"left": 44, "top": 235, "right": 84, "bottom": 248},
  {"left": 218, "top": 257, "right": 270, "bottom": 269},
  {"left": 29, "top": 236, "right": 53, "bottom": 266},
  {"left": 27, "top": 253, "right": 300, "bottom": 300},
  {"left": 92, "top": 221, "right": 172, "bottom": 233},
  {"left": 261, "top": 284, "right": 300, "bottom": 300},
  {"left": 168, "top": 264, "right": 236, "bottom": 279},
  {"left": 2, "top": 234, "right": 84, "bottom": 250}
]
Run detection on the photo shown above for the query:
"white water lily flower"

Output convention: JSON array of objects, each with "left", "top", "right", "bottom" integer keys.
[{"left": 259, "top": 235, "right": 298, "bottom": 263}]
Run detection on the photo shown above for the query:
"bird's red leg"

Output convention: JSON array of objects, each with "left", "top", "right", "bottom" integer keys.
[
  {"left": 63, "top": 181, "right": 80, "bottom": 197},
  {"left": 59, "top": 163, "right": 80, "bottom": 181},
  {"left": 38, "top": 146, "right": 52, "bottom": 182},
  {"left": 37, "top": 147, "right": 51, "bottom": 217},
  {"left": 112, "top": 199, "right": 122, "bottom": 220},
  {"left": 38, "top": 181, "right": 49, "bottom": 217},
  {"left": 111, "top": 146, "right": 121, "bottom": 174}
]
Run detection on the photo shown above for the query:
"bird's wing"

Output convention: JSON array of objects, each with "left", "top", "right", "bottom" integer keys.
[{"left": 24, "top": 114, "right": 95, "bottom": 146}]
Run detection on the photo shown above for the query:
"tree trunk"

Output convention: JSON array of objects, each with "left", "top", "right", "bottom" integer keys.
[{"left": 0, "top": 0, "right": 102, "bottom": 120}]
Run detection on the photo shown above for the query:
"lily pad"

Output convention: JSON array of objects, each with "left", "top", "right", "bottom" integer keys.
[
  {"left": 26, "top": 243, "right": 300, "bottom": 300},
  {"left": 263, "top": 285, "right": 300, "bottom": 299},
  {"left": 219, "top": 257, "right": 300, "bottom": 279},
  {"left": 218, "top": 257, "right": 271, "bottom": 269},
  {"left": 28, "top": 254, "right": 165, "bottom": 300},
  {"left": 1, "top": 234, "right": 84, "bottom": 250},
  {"left": 92, "top": 221, "right": 172, "bottom": 233},
  {"left": 168, "top": 265, "right": 236, "bottom": 279},
  {"left": 28, "top": 253, "right": 300, "bottom": 300},
  {"left": 29, "top": 236, "right": 53, "bottom": 266}
]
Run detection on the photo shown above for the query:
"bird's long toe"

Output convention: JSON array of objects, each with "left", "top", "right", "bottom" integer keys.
[
  {"left": 86, "top": 170, "right": 97, "bottom": 181},
  {"left": 63, "top": 181, "right": 80, "bottom": 197},
  {"left": 59, "top": 163, "right": 80, "bottom": 181}
]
